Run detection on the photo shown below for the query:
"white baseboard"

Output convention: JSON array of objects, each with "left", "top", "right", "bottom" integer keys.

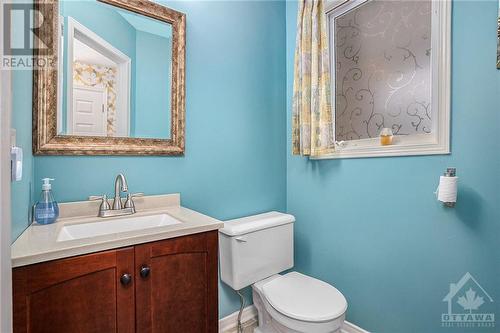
[
  {"left": 219, "top": 305, "right": 258, "bottom": 333},
  {"left": 219, "top": 305, "right": 369, "bottom": 333},
  {"left": 341, "top": 320, "right": 370, "bottom": 333}
]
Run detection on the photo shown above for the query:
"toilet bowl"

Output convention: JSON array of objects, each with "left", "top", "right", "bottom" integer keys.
[
  {"left": 252, "top": 273, "right": 347, "bottom": 333},
  {"left": 218, "top": 212, "right": 348, "bottom": 333}
]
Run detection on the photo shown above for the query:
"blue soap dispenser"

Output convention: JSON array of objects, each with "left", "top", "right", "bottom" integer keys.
[{"left": 34, "top": 178, "right": 59, "bottom": 225}]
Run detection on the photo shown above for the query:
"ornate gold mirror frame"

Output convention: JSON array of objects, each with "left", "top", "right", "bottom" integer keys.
[{"left": 33, "top": 0, "right": 185, "bottom": 155}]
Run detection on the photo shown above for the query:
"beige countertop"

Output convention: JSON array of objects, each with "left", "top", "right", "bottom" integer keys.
[{"left": 11, "top": 194, "right": 223, "bottom": 267}]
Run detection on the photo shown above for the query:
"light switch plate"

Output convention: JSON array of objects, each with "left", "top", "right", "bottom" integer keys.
[{"left": 10, "top": 129, "right": 22, "bottom": 182}]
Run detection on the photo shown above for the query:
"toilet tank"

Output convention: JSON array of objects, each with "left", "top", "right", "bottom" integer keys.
[{"left": 219, "top": 211, "right": 295, "bottom": 290}]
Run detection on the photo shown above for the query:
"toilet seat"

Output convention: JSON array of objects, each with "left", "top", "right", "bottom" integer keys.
[{"left": 262, "top": 272, "right": 347, "bottom": 322}]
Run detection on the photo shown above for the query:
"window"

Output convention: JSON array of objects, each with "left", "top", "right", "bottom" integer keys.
[{"left": 319, "top": 0, "right": 451, "bottom": 159}]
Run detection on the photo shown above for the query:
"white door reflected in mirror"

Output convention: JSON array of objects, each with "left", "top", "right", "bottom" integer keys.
[
  {"left": 71, "top": 85, "right": 107, "bottom": 136},
  {"left": 57, "top": 0, "right": 173, "bottom": 139}
]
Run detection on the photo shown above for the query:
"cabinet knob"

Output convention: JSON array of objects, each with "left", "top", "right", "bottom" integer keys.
[
  {"left": 140, "top": 265, "right": 151, "bottom": 278},
  {"left": 120, "top": 273, "right": 132, "bottom": 285}
]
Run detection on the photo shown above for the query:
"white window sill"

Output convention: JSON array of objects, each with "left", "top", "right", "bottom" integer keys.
[{"left": 311, "top": 134, "right": 450, "bottom": 160}]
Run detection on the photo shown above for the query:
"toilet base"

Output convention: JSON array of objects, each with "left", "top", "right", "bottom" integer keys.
[{"left": 252, "top": 276, "right": 345, "bottom": 333}]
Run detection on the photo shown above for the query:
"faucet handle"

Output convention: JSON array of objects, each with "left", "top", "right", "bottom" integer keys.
[
  {"left": 124, "top": 193, "right": 144, "bottom": 212},
  {"left": 89, "top": 195, "right": 111, "bottom": 213}
]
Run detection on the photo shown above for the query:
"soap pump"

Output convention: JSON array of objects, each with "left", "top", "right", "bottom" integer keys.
[{"left": 33, "top": 178, "right": 59, "bottom": 225}]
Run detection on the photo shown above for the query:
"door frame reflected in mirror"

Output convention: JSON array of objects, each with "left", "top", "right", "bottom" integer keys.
[{"left": 65, "top": 16, "right": 131, "bottom": 137}]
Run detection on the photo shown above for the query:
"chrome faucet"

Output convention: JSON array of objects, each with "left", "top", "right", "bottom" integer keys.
[
  {"left": 113, "top": 173, "right": 129, "bottom": 210},
  {"left": 89, "top": 173, "right": 143, "bottom": 218}
]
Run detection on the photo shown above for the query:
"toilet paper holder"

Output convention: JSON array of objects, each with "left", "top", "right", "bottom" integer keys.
[{"left": 436, "top": 167, "right": 457, "bottom": 208}]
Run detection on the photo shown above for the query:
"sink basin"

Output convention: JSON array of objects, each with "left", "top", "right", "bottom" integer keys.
[{"left": 56, "top": 213, "right": 182, "bottom": 242}]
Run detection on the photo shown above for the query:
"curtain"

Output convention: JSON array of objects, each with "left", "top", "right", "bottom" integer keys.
[{"left": 292, "top": 0, "right": 334, "bottom": 157}]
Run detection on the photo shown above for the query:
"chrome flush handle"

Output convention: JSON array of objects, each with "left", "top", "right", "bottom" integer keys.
[{"left": 235, "top": 237, "right": 247, "bottom": 243}]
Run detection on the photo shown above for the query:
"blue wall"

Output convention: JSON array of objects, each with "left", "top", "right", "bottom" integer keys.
[
  {"left": 134, "top": 31, "right": 171, "bottom": 138},
  {"left": 11, "top": 70, "right": 34, "bottom": 241},
  {"left": 31, "top": 0, "right": 287, "bottom": 318},
  {"left": 61, "top": 0, "right": 174, "bottom": 138},
  {"left": 60, "top": 1, "right": 137, "bottom": 58},
  {"left": 60, "top": 0, "right": 137, "bottom": 129},
  {"left": 12, "top": 0, "right": 499, "bottom": 328},
  {"left": 11, "top": 5, "right": 34, "bottom": 241},
  {"left": 286, "top": 1, "right": 500, "bottom": 332}
]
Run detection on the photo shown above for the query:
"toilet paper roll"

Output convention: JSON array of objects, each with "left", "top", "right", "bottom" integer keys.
[{"left": 436, "top": 176, "right": 458, "bottom": 203}]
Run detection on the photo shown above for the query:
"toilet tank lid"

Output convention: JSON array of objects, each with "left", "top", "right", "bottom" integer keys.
[{"left": 220, "top": 211, "right": 295, "bottom": 236}]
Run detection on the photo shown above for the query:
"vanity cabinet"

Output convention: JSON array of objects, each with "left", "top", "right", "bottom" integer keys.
[
  {"left": 13, "top": 247, "right": 135, "bottom": 333},
  {"left": 135, "top": 231, "right": 218, "bottom": 332},
  {"left": 13, "top": 231, "right": 218, "bottom": 333}
]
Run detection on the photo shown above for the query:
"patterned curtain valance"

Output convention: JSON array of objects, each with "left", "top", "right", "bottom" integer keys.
[{"left": 292, "top": 0, "right": 334, "bottom": 157}]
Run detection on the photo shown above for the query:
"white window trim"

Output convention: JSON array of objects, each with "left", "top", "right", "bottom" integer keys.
[{"left": 315, "top": 0, "right": 451, "bottom": 160}]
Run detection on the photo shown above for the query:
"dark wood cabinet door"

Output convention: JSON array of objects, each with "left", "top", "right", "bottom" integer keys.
[
  {"left": 13, "top": 247, "right": 135, "bottom": 333},
  {"left": 135, "top": 231, "right": 218, "bottom": 333}
]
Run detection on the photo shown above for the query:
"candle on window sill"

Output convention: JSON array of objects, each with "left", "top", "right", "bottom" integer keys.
[{"left": 380, "top": 128, "right": 393, "bottom": 146}]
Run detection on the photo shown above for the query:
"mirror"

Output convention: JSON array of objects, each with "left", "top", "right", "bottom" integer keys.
[
  {"left": 325, "top": 0, "right": 450, "bottom": 159},
  {"left": 59, "top": 0, "right": 172, "bottom": 139},
  {"left": 33, "top": 0, "right": 185, "bottom": 155}
]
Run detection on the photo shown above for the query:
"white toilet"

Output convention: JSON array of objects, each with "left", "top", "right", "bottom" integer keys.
[{"left": 219, "top": 212, "right": 348, "bottom": 333}]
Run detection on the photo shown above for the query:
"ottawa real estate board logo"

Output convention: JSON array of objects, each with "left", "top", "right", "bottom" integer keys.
[{"left": 442, "top": 272, "right": 494, "bottom": 329}]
